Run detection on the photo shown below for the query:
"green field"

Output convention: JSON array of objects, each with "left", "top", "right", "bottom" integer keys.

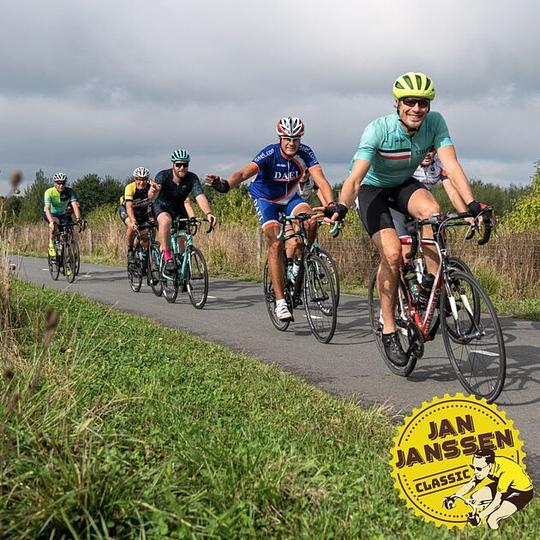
[{"left": 1, "top": 281, "right": 538, "bottom": 538}]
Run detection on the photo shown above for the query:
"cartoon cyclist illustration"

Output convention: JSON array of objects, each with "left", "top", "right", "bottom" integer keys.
[{"left": 443, "top": 449, "right": 534, "bottom": 529}]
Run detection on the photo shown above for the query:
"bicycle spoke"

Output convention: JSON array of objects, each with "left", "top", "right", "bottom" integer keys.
[
  {"left": 187, "top": 247, "right": 208, "bottom": 309},
  {"left": 441, "top": 271, "right": 506, "bottom": 402},
  {"left": 302, "top": 254, "right": 336, "bottom": 343}
]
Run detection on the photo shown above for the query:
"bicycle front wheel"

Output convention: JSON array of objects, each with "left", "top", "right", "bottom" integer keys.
[
  {"left": 302, "top": 254, "right": 337, "bottom": 343},
  {"left": 63, "top": 243, "right": 76, "bottom": 283},
  {"left": 187, "top": 247, "right": 208, "bottom": 309},
  {"left": 72, "top": 239, "right": 81, "bottom": 276},
  {"left": 318, "top": 248, "right": 340, "bottom": 308},
  {"left": 148, "top": 245, "right": 163, "bottom": 297},
  {"left": 128, "top": 251, "right": 143, "bottom": 293},
  {"left": 162, "top": 258, "right": 179, "bottom": 304},
  {"left": 48, "top": 253, "right": 60, "bottom": 281},
  {"left": 367, "top": 268, "right": 418, "bottom": 376},
  {"left": 440, "top": 270, "right": 506, "bottom": 402},
  {"left": 263, "top": 259, "right": 291, "bottom": 331}
]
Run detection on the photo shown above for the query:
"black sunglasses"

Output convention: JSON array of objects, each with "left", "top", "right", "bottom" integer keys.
[
  {"left": 470, "top": 464, "right": 489, "bottom": 472},
  {"left": 401, "top": 97, "right": 430, "bottom": 108},
  {"left": 174, "top": 162, "right": 189, "bottom": 168}
]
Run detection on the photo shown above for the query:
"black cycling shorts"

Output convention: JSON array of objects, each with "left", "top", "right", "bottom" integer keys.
[
  {"left": 153, "top": 201, "right": 188, "bottom": 229},
  {"left": 356, "top": 178, "right": 426, "bottom": 237},
  {"left": 484, "top": 482, "right": 533, "bottom": 511}
]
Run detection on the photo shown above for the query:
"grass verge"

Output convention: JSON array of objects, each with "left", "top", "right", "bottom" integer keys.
[{"left": 1, "top": 280, "right": 538, "bottom": 538}]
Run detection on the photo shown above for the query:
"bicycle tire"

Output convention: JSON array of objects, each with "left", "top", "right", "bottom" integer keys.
[
  {"left": 48, "top": 253, "right": 60, "bottom": 280},
  {"left": 263, "top": 259, "right": 291, "bottom": 331},
  {"left": 367, "top": 267, "right": 418, "bottom": 376},
  {"left": 72, "top": 239, "right": 81, "bottom": 276},
  {"left": 162, "top": 255, "right": 179, "bottom": 303},
  {"left": 63, "top": 243, "right": 76, "bottom": 283},
  {"left": 187, "top": 247, "right": 208, "bottom": 309},
  {"left": 317, "top": 248, "right": 340, "bottom": 308},
  {"left": 148, "top": 245, "right": 163, "bottom": 297},
  {"left": 302, "top": 254, "right": 337, "bottom": 343},
  {"left": 440, "top": 270, "right": 506, "bottom": 402},
  {"left": 128, "top": 249, "right": 143, "bottom": 293}
]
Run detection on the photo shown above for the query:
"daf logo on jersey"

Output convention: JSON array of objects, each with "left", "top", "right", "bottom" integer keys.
[{"left": 274, "top": 171, "right": 300, "bottom": 181}]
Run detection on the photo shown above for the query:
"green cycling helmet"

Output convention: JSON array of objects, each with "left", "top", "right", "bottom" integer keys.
[
  {"left": 170, "top": 148, "right": 190, "bottom": 162},
  {"left": 393, "top": 72, "right": 436, "bottom": 101}
]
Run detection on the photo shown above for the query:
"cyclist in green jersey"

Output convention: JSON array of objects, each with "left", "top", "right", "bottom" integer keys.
[
  {"left": 43, "top": 172, "right": 82, "bottom": 257},
  {"left": 325, "top": 72, "right": 489, "bottom": 366}
]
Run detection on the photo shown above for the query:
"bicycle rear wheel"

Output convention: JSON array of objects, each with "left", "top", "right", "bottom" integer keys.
[
  {"left": 263, "top": 259, "right": 291, "bottom": 331},
  {"left": 302, "top": 254, "right": 337, "bottom": 343},
  {"left": 440, "top": 270, "right": 506, "bottom": 402},
  {"left": 63, "top": 243, "right": 76, "bottom": 283},
  {"left": 162, "top": 257, "right": 179, "bottom": 304},
  {"left": 318, "top": 248, "right": 340, "bottom": 308},
  {"left": 148, "top": 245, "right": 163, "bottom": 297},
  {"left": 367, "top": 267, "right": 418, "bottom": 376},
  {"left": 187, "top": 247, "right": 208, "bottom": 309}
]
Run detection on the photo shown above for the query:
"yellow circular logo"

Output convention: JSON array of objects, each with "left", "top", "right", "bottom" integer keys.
[{"left": 390, "top": 393, "right": 527, "bottom": 529}]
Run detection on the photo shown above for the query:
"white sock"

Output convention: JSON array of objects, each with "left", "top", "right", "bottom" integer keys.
[{"left": 276, "top": 299, "right": 286, "bottom": 307}]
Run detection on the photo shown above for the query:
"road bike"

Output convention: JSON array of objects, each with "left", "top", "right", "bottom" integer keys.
[
  {"left": 443, "top": 494, "right": 492, "bottom": 527},
  {"left": 368, "top": 209, "right": 506, "bottom": 402},
  {"left": 160, "top": 217, "right": 212, "bottom": 308},
  {"left": 48, "top": 219, "right": 85, "bottom": 283},
  {"left": 126, "top": 220, "right": 160, "bottom": 293},
  {"left": 263, "top": 213, "right": 339, "bottom": 343}
]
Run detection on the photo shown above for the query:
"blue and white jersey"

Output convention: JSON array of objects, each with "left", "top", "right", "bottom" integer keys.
[{"left": 248, "top": 143, "right": 319, "bottom": 203}]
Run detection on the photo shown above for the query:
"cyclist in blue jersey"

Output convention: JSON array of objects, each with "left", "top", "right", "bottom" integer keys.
[
  {"left": 325, "top": 72, "right": 489, "bottom": 366},
  {"left": 206, "top": 117, "right": 335, "bottom": 322}
]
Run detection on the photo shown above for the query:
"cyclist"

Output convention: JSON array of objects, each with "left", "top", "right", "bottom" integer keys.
[
  {"left": 326, "top": 72, "right": 489, "bottom": 365},
  {"left": 43, "top": 172, "right": 83, "bottom": 257},
  {"left": 153, "top": 149, "right": 217, "bottom": 274},
  {"left": 206, "top": 116, "right": 335, "bottom": 321},
  {"left": 444, "top": 449, "right": 533, "bottom": 529},
  {"left": 118, "top": 167, "right": 158, "bottom": 264}
]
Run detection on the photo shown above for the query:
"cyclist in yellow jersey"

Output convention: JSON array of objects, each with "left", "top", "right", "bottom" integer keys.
[
  {"left": 44, "top": 172, "right": 82, "bottom": 256},
  {"left": 444, "top": 449, "right": 534, "bottom": 529}
]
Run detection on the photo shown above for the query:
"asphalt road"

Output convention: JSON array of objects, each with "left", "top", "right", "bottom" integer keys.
[{"left": 14, "top": 256, "right": 540, "bottom": 483}]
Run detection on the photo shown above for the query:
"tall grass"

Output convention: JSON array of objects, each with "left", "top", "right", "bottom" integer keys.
[{"left": 7, "top": 218, "right": 540, "bottom": 303}]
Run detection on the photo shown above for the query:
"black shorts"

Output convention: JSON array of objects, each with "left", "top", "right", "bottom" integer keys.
[
  {"left": 118, "top": 204, "right": 151, "bottom": 225},
  {"left": 356, "top": 178, "right": 426, "bottom": 237},
  {"left": 485, "top": 482, "right": 533, "bottom": 511},
  {"left": 153, "top": 201, "right": 188, "bottom": 229},
  {"left": 42, "top": 212, "right": 73, "bottom": 226}
]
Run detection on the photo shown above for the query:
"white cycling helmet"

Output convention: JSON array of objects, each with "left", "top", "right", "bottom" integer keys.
[
  {"left": 132, "top": 166, "right": 150, "bottom": 178},
  {"left": 276, "top": 117, "right": 305, "bottom": 138},
  {"left": 52, "top": 172, "right": 68, "bottom": 184}
]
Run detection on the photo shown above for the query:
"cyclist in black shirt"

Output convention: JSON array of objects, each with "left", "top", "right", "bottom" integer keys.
[{"left": 154, "top": 148, "right": 217, "bottom": 273}]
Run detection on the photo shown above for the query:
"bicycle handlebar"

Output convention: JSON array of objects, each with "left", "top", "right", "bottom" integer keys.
[
  {"left": 172, "top": 216, "right": 214, "bottom": 234},
  {"left": 405, "top": 208, "right": 494, "bottom": 260}
]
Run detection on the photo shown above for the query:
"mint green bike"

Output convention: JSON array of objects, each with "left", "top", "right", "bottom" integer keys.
[{"left": 160, "top": 217, "right": 213, "bottom": 308}]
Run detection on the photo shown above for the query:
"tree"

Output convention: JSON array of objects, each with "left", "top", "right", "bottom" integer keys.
[
  {"left": 72, "top": 174, "right": 124, "bottom": 215},
  {"left": 17, "top": 170, "right": 50, "bottom": 223},
  {"left": 504, "top": 164, "right": 540, "bottom": 232}
]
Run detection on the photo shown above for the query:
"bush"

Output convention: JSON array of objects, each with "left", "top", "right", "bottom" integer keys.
[{"left": 504, "top": 165, "right": 540, "bottom": 232}]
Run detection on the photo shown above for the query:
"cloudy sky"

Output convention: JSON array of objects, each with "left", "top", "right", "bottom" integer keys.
[{"left": 1, "top": 0, "right": 539, "bottom": 195}]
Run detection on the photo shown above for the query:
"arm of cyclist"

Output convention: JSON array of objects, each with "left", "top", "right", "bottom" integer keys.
[
  {"left": 71, "top": 200, "right": 82, "bottom": 221},
  {"left": 441, "top": 178, "right": 468, "bottom": 214},
  {"left": 194, "top": 193, "right": 217, "bottom": 228},
  {"left": 308, "top": 164, "right": 334, "bottom": 207},
  {"left": 184, "top": 199, "right": 196, "bottom": 218},
  {"left": 44, "top": 203, "right": 55, "bottom": 228},
  {"left": 148, "top": 179, "right": 159, "bottom": 199},
  {"left": 323, "top": 159, "right": 371, "bottom": 222},
  {"left": 437, "top": 146, "right": 488, "bottom": 217},
  {"left": 205, "top": 162, "right": 259, "bottom": 193},
  {"left": 125, "top": 200, "right": 138, "bottom": 229},
  {"left": 443, "top": 478, "right": 478, "bottom": 508}
]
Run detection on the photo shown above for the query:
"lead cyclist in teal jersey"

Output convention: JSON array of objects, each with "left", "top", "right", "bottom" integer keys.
[{"left": 325, "top": 72, "right": 489, "bottom": 366}]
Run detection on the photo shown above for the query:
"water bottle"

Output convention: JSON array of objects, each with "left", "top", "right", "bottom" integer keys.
[
  {"left": 417, "top": 273, "right": 435, "bottom": 308},
  {"left": 413, "top": 257, "right": 425, "bottom": 283},
  {"left": 403, "top": 263, "right": 419, "bottom": 301},
  {"left": 286, "top": 258, "right": 295, "bottom": 283}
]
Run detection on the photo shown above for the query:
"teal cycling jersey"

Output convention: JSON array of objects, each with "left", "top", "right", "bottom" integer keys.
[
  {"left": 44, "top": 186, "right": 77, "bottom": 215},
  {"left": 352, "top": 111, "right": 453, "bottom": 188}
]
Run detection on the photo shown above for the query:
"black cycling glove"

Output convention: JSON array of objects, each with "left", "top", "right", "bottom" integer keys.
[
  {"left": 323, "top": 203, "right": 348, "bottom": 221},
  {"left": 210, "top": 177, "right": 230, "bottom": 193},
  {"left": 467, "top": 200, "right": 489, "bottom": 217}
]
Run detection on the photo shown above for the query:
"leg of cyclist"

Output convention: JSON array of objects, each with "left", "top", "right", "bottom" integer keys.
[
  {"left": 47, "top": 215, "right": 60, "bottom": 256},
  {"left": 155, "top": 207, "right": 175, "bottom": 273},
  {"left": 290, "top": 199, "right": 313, "bottom": 278}
]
